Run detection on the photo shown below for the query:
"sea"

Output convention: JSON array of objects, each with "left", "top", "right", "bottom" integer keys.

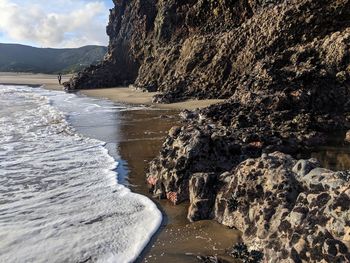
[{"left": 0, "top": 85, "right": 161, "bottom": 263}]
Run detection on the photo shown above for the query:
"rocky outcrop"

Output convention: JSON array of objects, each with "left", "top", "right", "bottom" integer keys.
[
  {"left": 215, "top": 152, "right": 350, "bottom": 262},
  {"left": 187, "top": 173, "right": 218, "bottom": 222},
  {"left": 147, "top": 100, "right": 349, "bottom": 211},
  {"left": 144, "top": 0, "right": 350, "bottom": 228},
  {"left": 345, "top": 130, "right": 350, "bottom": 143},
  {"left": 64, "top": 0, "right": 153, "bottom": 90},
  {"left": 149, "top": 149, "right": 350, "bottom": 262},
  {"left": 146, "top": 114, "right": 350, "bottom": 262},
  {"left": 65, "top": 0, "right": 261, "bottom": 91},
  {"left": 65, "top": 0, "right": 350, "bottom": 104},
  {"left": 148, "top": 0, "right": 350, "bottom": 103}
]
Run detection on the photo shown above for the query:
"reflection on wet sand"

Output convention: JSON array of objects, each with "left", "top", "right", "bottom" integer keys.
[{"left": 117, "top": 109, "right": 240, "bottom": 263}]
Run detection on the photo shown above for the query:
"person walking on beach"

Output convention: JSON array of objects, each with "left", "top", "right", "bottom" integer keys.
[{"left": 57, "top": 73, "right": 62, "bottom": 85}]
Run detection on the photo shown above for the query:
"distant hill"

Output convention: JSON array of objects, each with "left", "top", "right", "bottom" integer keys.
[{"left": 0, "top": 43, "right": 107, "bottom": 74}]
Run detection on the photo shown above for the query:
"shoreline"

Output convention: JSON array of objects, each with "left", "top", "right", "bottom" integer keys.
[
  {"left": 0, "top": 73, "right": 224, "bottom": 110},
  {"left": 112, "top": 105, "right": 241, "bottom": 262},
  {"left": 0, "top": 74, "right": 240, "bottom": 262}
]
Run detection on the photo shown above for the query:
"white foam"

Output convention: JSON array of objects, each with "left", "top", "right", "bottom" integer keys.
[{"left": 0, "top": 85, "right": 161, "bottom": 263}]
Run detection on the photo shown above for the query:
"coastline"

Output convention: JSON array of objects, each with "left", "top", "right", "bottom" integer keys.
[
  {"left": 3, "top": 1, "right": 350, "bottom": 262},
  {"left": 117, "top": 109, "right": 240, "bottom": 262},
  {"left": 0, "top": 73, "right": 240, "bottom": 262},
  {"left": 0, "top": 72, "right": 72, "bottom": 91},
  {"left": 0, "top": 73, "right": 224, "bottom": 110}
]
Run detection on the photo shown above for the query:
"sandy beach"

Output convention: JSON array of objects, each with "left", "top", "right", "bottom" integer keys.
[
  {"left": 0, "top": 72, "right": 239, "bottom": 262},
  {"left": 0, "top": 72, "right": 72, "bottom": 91},
  {"left": 117, "top": 110, "right": 240, "bottom": 262},
  {"left": 0, "top": 73, "right": 224, "bottom": 110}
]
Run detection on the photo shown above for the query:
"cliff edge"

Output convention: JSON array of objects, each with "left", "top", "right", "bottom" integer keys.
[{"left": 65, "top": 0, "right": 350, "bottom": 103}]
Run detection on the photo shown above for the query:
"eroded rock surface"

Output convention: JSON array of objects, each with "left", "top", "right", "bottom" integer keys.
[
  {"left": 216, "top": 152, "right": 350, "bottom": 262},
  {"left": 187, "top": 173, "right": 218, "bottom": 222},
  {"left": 150, "top": 150, "right": 350, "bottom": 262},
  {"left": 345, "top": 130, "right": 350, "bottom": 143},
  {"left": 147, "top": 120, "right": 350, "bottom": 262},
  {"left": 66, "top": 0, "right": 350, "bottom": 104}
]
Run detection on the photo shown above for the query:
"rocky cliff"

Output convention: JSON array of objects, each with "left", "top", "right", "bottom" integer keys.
[
  {"left": 65, "top": 0, "right": 350, "bottom": 103},
  {"left": 66, "top": 0, "right": 350, "bottom": 262}
]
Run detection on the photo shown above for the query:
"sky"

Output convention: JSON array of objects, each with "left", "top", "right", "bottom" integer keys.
[{"left": 0, "top": 0, "right": 114, "bottom": 48}]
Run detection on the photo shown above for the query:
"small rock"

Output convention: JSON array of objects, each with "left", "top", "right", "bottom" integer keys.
[
  {"left": 345, "top": 130, "right": 350, "bottom": 143},
  {"left": 292, "top": 159, "right": 319, "bottom": 177}
]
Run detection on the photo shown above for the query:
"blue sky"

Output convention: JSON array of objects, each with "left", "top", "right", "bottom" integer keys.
[{"left": 0, "top": 0, "right": 114, "bottom": 48}]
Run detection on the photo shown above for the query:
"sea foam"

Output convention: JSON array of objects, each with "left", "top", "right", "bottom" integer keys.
[{"left": 0, "top": 85, "right": 161, "bottom": 263}]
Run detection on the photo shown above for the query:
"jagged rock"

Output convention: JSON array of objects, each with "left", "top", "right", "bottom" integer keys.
[
  {"left": 146, "top": 102, "right": 347, "bottom": 210},
  {"left": 215, "top": 152, "right": 350, "bottom": 262},
  {"left": 66, "top": 0, "right": 350, "bottom": 107},
  {"left": 345, "top": 130, "right": 350, "bottom": 143},
  {"left": 230, "top": 243, "right": 264, "bottom": 263},
  {"left": 64, "top": 0, "right": 152, "bottom": 90},
  {"left": 292, "top": 158, "right": 320, "bottom": 177},
  {"left": 147, "top": 124, "right": 245, "bottom": 205},
  {"left": 187, "top": 173, "right": 217, "bottom": 222},
  {"left": 197, "top": 255, "right": 235, "bottom": 263}
]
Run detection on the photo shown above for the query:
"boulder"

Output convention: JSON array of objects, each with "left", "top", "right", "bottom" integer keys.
[
  {"left": 215, "top": 152, "right": 350, "bottom": 262},
  {"left": 187, "top": 173, "right": 218, "bottom": 222},
  {"left": 345, "top": 130, "right": 350, "bottom": 143}
]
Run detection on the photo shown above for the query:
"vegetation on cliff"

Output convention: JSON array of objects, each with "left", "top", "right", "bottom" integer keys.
[{"left": 0, "top": 43, "right": 107, "bottom": 74}]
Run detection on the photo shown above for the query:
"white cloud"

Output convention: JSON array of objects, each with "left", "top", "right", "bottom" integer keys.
[{"left": 0, "top": 0, "right": 111, "bottom": 48}]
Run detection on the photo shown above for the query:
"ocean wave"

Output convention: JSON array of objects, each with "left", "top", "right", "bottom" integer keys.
[{"left": 0, "top": 85, "right": 161, "bottom": 263}]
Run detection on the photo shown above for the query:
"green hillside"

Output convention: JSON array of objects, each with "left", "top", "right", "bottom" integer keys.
[{"left": 0, "top": 43, "right": 107, "bottom": 74}]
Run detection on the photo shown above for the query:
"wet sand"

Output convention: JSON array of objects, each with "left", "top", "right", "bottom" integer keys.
[
  {"left": 0, "top": 73, "right": 224, "bottom": 110},
  {"left": 80, "top": 88, "right": 224, "bottom": 110},
  {"left": 0, "top": 72, "right": 72, "bottom": 91},
  {"left": 0, "top": 73, "right": 239, "bottom": 262},
  {"left": 117, "top": 109, "right": 240, "bottom": 262}
]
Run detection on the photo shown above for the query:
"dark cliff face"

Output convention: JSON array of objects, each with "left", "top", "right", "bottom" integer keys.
[
  {"left": 66, "top": 0, "right": 350, "bottom": 111},
  {"left": 65, "top": 0, "right": 151, "bottom": 89},
  {"left": 64, "top": 0, "right": 280, "bottom": 92}
]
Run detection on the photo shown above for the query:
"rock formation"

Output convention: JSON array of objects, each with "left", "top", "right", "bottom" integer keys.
[
  {"left": 65, "top": 0, "right": 350, "bottom": 103},
  {"left": 216, "top": 152, "right": 350, "bottom": 262},
  {"left": 346, "top": 130, "right": 350, "bottom": 143},
  {"left": 66, "top": 0, "right": 350, "bottom": 261}
]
